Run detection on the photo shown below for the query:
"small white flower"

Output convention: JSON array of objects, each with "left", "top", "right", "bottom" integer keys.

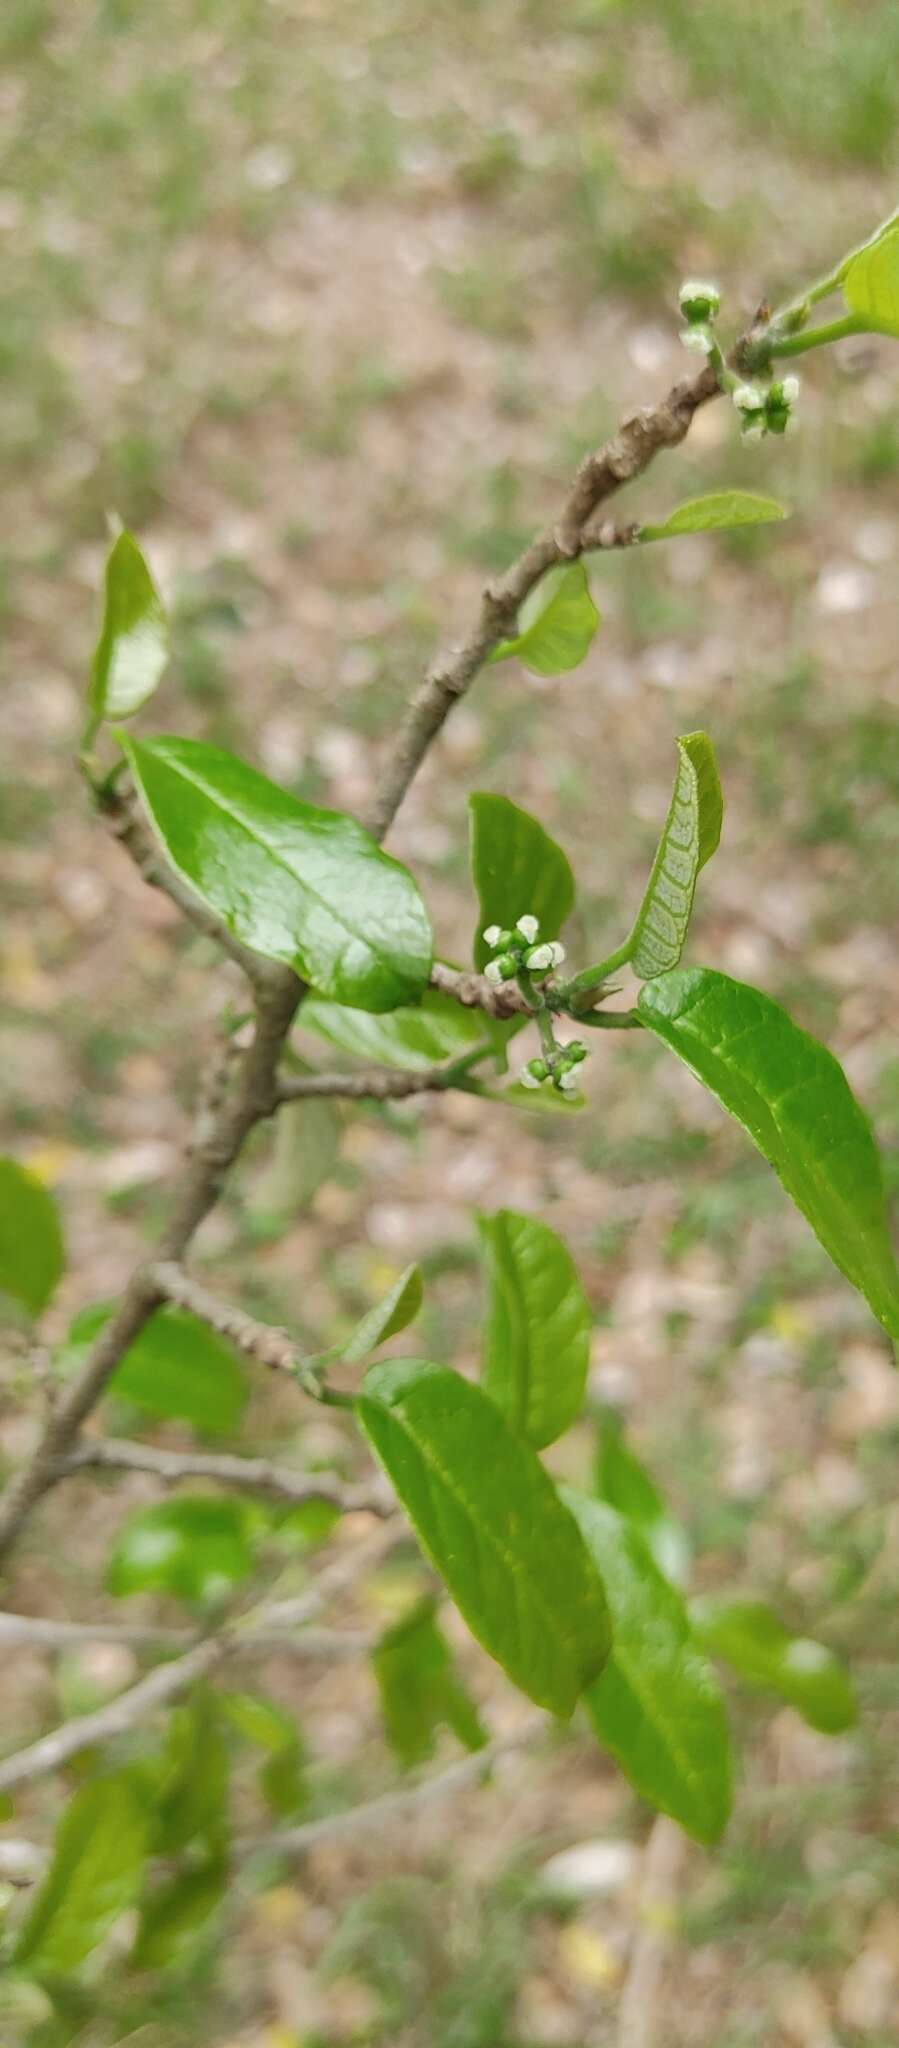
[
  {"left": 558, "top": 1068, "right": 579, "bottom": 1092},
  {"left": 525, "top": 944, "right": 553, "bottom": 972},
  {"left": 679, "top": 278, "right": 718, "bottom": 306},
  {"left": 742, "top": 419, "right": 766, "bottom": 443},
  {"left": 680, "top": 325, "right": 711, "bottom": 353},
  {"left": 516, "top": 914, "right": 539, "bottom": 942},
  {"left": 483, "top": 924, "right": 503, "bottom": 947},
  {"left": 733, "top": 382, "right": 764, "bottom": 413},
  {"left": 546, "top": 941, "right": 566, "bottom": 967},
  {"left": 780, "top": 375, "right": 800, "bottom": 404},
  {"left": 484, "top": 959, "right": 504, "bottom": 985},
  {"left": 519, "top": 1069, "right": 540, "bottom": 1089}
]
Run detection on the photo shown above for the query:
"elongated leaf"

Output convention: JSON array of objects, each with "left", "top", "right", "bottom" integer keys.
[
  {"left": 132, "top": 1858, "right": 227, "bottom": 1971},
  {"left": 107, "top": 1495, "right": 255, "bottom": 1606},
  {"left": 564, "top": 1490, "right": 732, "bottom": 1844},
  {"left": 479, "top": 1210, "right": 590, "bottom": 1449},
  {"left": 691, "top": 1597, "right": 856, "bottom": 1735},
  {"left": 640, "top": 492, "right": 787, "bottom": 542},
  {"left": 843, "top": 220, "right": 899, "bottom": 337},
  {"left": 342, "top": 1264, "right": 423, "bottom": 1365},
  {"left": 89, "top": 531, "right": 169, "bottom": 722},
  {"left": 489, "top": 562, "right": 600, "bottom": 676},
  {"left": 299, "top": 986, "right": 486, "bottom": 1071},
  {"left": 374, "top": 1595, "right": 487, "bottom": 1768},
  {"left": 594, "top": 1410, "right": 690, "bottom": 1588},
  {"left": 639, "top": 968, "right": 899, "bottom": 1338},
  {"left": 120, "top": 735, "right": 432, "bottom": 1011},
  {"left": 357, "top": 1359, "right": 611, "bottom": 1716},
  {"left": 628, "top": 733, "right": 722, "bottom": 979},
  {"left": 470, "top": 792, "right": 574, "bottom": 973},
  {"left": 14, "top": 1774, "right": 148, "bottom": 1975},
  {"left": 61, "top": 1302, "right": 247, "bottom": 1436},
  {"left": 0, "top": 1156, "right": 64, "bottom": 1316}
]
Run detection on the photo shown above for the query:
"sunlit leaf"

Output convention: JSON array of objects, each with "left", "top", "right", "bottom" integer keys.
[
  {"left": 107, "top": 1495, "right": 255, "bottom": 1606},
  {"left": 120, "top": 734, "right": 432, "bottom": 1010},
  {"left": 691, "top": 1597, "right": 857, "bottom": 1734},
  {"left": 594, "top": 1409, "right": 690, "bottom": 1588},
  {"left": 639, "top": 968, "right": 899, "bottom": 1338},
  {"left": 341, "top": 1264, "right": 424, "bottom": 1365},
  {"left": 479, "top": 1209, "right": 591, "bottom": 1449},
  {"left": 489, "top": 562, "right": 600, "bottom": 675},
  {"left": 89, "top": 531, "right": 169, "bottom": 722},
  {"left": 843, "top": 219, "right": 899, "bottom": 338},
  {"left": 357, "top": 1359, "right": 611, "bottom": 1715},
  {"left": 14, "top": 1774, "right": 148, "bottom": 1975},
  {"left": 639, "top": 492, "right": 787, "bottom": 542},
  {"left": 0, "top": 1156, "right": 64, "bottom": 1317}
]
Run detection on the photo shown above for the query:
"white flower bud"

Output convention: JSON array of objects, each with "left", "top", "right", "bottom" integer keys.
[
  {"left": 742, "top": 419, "right": 766, "bottom": 443},
  {"left": 558, "top": 1068, "right": 579, "bottom": 1092},
  {"left": 546, "top": 941, "right": 566, "bottom": 967},
  {"left": 483, "top": 924, "right": 502, "bottom": 947},
  {"left": 780, "top": 375, "right": 800, "bottom": 404},
  {"left": 733, "top": 382, "right": 764, "bottom": 414},
  {"left": 484, "top": 959, "right": 504, "bottom": 985},
  {"left": 680, "top": 324, "right": 712, "bottom": 353},
  {"left": 519, "top": 1068, "right": 540, "bottom": 1089},
  {"left": 525, "top": 944, "right": 553, "bottom": 972},
  {"left": 516, "top": 914, "right": 539, "bottom": 942}
]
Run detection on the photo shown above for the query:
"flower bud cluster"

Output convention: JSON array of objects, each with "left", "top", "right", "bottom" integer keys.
[
  {"left": 678, "top": 278, "right": 720, "bottom": 355},
  {"left": 732, "top": 375, "right": 799, "bottom": 441},
  {"left": 482, "top": 915, "right": 566, "bottom": 987},
  {"left": 520, "top": 1040, "right": 588, "bottom": 1096}
]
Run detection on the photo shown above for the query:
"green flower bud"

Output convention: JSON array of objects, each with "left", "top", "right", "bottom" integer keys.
[
  {"left": 527, "top": 1058, "right": 549, "bottom": 1082},
  {"left": 567, "top": 1041, "right": 588, "bottom": 1064},
  {"left": 678, "top": 279, "right": 720, "bottom": 325}
]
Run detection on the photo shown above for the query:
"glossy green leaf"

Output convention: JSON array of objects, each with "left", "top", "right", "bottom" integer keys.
[
  {"left": 14, "top": 1774, "right": 148, "bottom": 1975},
  {"left": 89, "top": 531, "right": 168, "bottom": 723},
  {"left": 357, "top": 1359, "right": 611, "bottom": 1716},
  {"left": 594, "top": 1410, "right": 690, "bottom": 1588},
  {"left": 131, "top": 1858, "right": 227, "bottom": 1972},
  {"left": 470, "top": 792, "right": 575, "bottom": 973},
  {"left": 61, "top": 1302, "right": 247, "bottom": 1437},
  {"left": 628, "top": 733, "right": 723, "bottom": 979},
  {"left": 564, "top": 1491, "right": 732, "bottom": 1844},
  {"left": 0, "top": 1156, "right": 64, "bottom": 1317},
  {"left": 479, "top": 1209, "right": 591, "bottom": 1449},
  {"left": 640, "top": 492, "right": 787, "bottom": 542},
  {"left": 843, "top": 220, "right": 899, "bottom": 337},
  {"left": 120, "top": 734, "right": 432, "bottom": 1011},
  {"left": 639, "top": 967, "right": 899, "bottom": 1338},
  {"left": 298, "top": 986, "right": 486, "bottom": 1071},
  {"left": 373, "top": 1595, "right": 487, "bottom": 1769},
  {"left": 107, "top": 1495, "right": 255, "bottom": 1606},
  {"left": 489, "top": 561, "right": 600, "bottom": 675},
  {"left": 690, "top": 1597, "right": 857, "bottom": 1735},
  {"left": 341, "top": 1264, "right": 424, "bottom": 1365}
]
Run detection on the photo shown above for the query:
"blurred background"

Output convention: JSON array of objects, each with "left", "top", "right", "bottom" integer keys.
[{"left": 2, "top": 1, "right": 899, "bottom": 2042}]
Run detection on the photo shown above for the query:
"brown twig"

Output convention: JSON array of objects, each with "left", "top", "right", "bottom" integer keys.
[
  {"left": 0, "top": 1634, "right": 225, "bottom": 1795},
  {"left": 146, "top": 1259, "right": 321, "bottom": 1395},
  {"left": 276, "top": 1042, "right": 491, "bottom": 1103},
  {"left": 63, "top": 1436, "right": 392, "bottom": 1515}
]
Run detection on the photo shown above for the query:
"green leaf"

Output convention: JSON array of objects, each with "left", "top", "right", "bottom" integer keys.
[
  {"left": 564, "top": 1491, "right": 732, "bottom": 1844},
  {"left": 594, "top": 1410, "right": 690, "bottom": 1588},
  {"left": 298, "top": 986, "right": 486, "bottom": 1071},
  {"left": 628, "top": 733, "right": 723, "bottom": 980},
  {"left": 61, "top": 1302, "right": 247, "bottom": 1437},
  {"left": 357, "top": 1359, "right": 611, "bottom": 1716},
  {"left": 89, "top": 531, "right": 169, "bottom": 723},
  {"left": 341, "top": 1264, "right": 424, "bottom": 1366},
  {"left": 131, "top": 1858, "right": 227, "bottom": 1972},
  {"left": 639, "top": 492, "right": 788, "bottom": 542},
  {"left": 843, "top": 220, "right": 899, "bottom": 338},
  {"left": 638, "top": 967, "right": 899, "bottom": 1339},
  {"left": 690, "top": 1597, "right": 857, "bottom": 1735},
  {"left": 221, "top": 1690, "right": 307, "bottom": 1816},
  {"left": 14, "top": 1774, "right": 148, "bottom": 1976},
  {"left": 479, "top": 1209, "right": 591, "bottom": 1450},
  {"left": 373, "top": 1595, "right": 487, "bottom": 1769},
  {"left": 119, "top": 734, "right": 432, "bottom": 1011},
  {"left": 107, "top": 1495, "right": 255, "bottom": 1606},
  {"left": 0, "top": 1156, "right": 64, "bottom": 1317},
  {"left": 470, "top": 792, "right": 574, "bottom": 973},
  {"left": 489, "top": 561, "right": 600, "bottom": 675},
  {"left": 154, "top": 1692, "right": 230, "bottom": 1854}
]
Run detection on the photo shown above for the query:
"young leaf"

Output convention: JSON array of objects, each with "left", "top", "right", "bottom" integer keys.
[
  {"left": 299, "top": 986, "right": 486, "bottom": 1071},
  {"left": 488, "top": 561, "right": 600, "bottom": 675},
  {"left": 107, "top": 1495, "right": 255, "bottom": 1606},
  {"left": 639, "top": 492, "right": 788, "bottom": 543},
  {"left": 628, "top": 733, "right": 723, "bottom": 980},
  {"left": 690, "top": 1597, "right": 857, "bottom": 1735},
  {"left": 470, "top": 792, "right": 574, "bottom": 973},
  {"left": 563, "top": 1490, "right": 732, "bottom": 1845},
  {"left": 0, "top": 1156, "right": 64, "bottom": 1317},
  {"left": 638, "top": 967, "right": 899, "bottom": 1339},
  {"left": 119, "top": 734, "right": 432, "bottom": 1011},
  {"left": 14, "top": 1774, "right": 148, "bottom": 1975},
  {"left": 89, "top": 531, "right": 169, "bottom": 722},
  {"left": 341, "top": 1264, "right": 424, "bottom": 1365},
  {"left": 479, "top": 1209, "right": 591, "bottom": 1449},
  {"left": 357, "top": 1359, "right": 611, "bottom": 1716},
  {"left": 61, "top": 1302, "right": 248, "bottom": 1437},
  {"left": 131, "top": 1858, "right": 227, "bottom": 1972},
  {"left": 594, "top": 1410, "right": 690, "bottom": 1588},
  {"left": 373, "top": 1595, "right": 487, "bottom": 1768},
  {"left": 843, "top": 219, "right": 899, "bottom": 338}
]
